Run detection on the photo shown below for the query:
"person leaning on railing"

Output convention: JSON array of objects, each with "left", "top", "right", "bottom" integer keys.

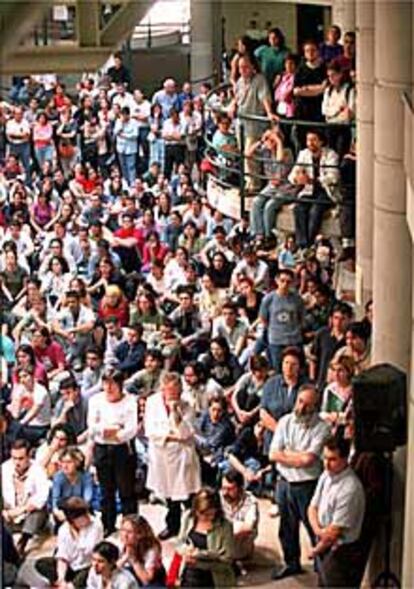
[{"left": 228, "top": 54, "right": 278, "bottom": 191}]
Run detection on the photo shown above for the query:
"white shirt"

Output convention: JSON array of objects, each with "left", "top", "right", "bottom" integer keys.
[
  {"left": 2, "top": 459, "right": 49, "bottom": 511},
  {"left": 12, "top": 382, "right": 51, "bottom": 427},
  {"left": 87, "top": 392, "right": 138, "bottom": 445},
  {"left": 56, "top": 517, "right": 104, "bottom": 571},
  {"left": 310, "top": 466, "right": 365, "bottom": 544},
  {"left": 112, "top": 92, "right": 137, "bottom": 112},
  {"left": 270, "top": 412, "right": 330, "bottom": 482},
  {"left": 6, "top": 118, "right": 31, "bottom": 144},
  {"left": 132, "top": 99, "right": 151, "bottom": 129},
  {"left": 86, "top": 567, "right": 138, "bottom": 589}
]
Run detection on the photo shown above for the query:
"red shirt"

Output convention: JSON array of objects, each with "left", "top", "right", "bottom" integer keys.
[
  {"left": 98, "top": 298, "right": 130, "bottom": 327},
  {"left": 33, "top": 341, "right": 66, "bottom": 371}
]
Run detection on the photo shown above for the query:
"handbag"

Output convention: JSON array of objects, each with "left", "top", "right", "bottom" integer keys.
[
  {"left": 166, "top": 552, "right": 183, "bottom": 588},
  {"left": 58, "top": 141, "right": 75, "bottom": 159}
]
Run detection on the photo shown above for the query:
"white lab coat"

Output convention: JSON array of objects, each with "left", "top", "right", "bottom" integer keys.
[
  {"left": 288, "top": 147, "right": 340, "bottom": 202},
  {"left": 144, "top": 392, "right": 201, "bottom": 501}
]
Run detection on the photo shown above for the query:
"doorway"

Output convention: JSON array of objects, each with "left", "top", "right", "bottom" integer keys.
[{"left": 296, "top": 4, "right": 326, "bottom": 51}]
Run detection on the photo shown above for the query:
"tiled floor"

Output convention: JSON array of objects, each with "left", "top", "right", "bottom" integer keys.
[{"left": 16, "top": 499, "right": 318, "bottom": 588}]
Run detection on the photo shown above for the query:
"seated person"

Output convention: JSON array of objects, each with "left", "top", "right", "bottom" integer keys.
[
  {"left": 80, "top": 345, "right": 105, "bottom": 400},
  {"left": 35, "top": 497, "right": 104, "bottom": 588},
  {"left": 175, "top": 488, "right": 235, "bottom": 588},
  {"left": 194, "top": 393, "right": 235, "bottom": 485},
  {"left": 2, "top": 439, "right": 49, "bottom": 556},
  {"left": 52, "top": 377, "right": 88, "bottom": 444},
  {"left": 201, "top": 337, "right": 243, "bottom": 397},
  {"left": 220, "top": 469, "right": 259, "bottom": 562},
  {"left": 117, "top": 515, "right": 167, "bottom": 587},
  {"left": 124, "top": 349, "right": 164, "bottom": 396},
  {"left": 51, "top": 447, "right": 94, "bottom": 527},
  {"left": 113, "top": 324, "right": 147, "bottom": 378},
  {"left": 87, "top": 541, "right": 138, "bottom": 589},
  {"left": 290, "top": 129, "right": 340, "bottom": 249},
  {"left": 36, "top": 423, "right": 77, "bottom": 478},
  {"left": 249, "top": 127, "right": 295, "bottom": 240}
]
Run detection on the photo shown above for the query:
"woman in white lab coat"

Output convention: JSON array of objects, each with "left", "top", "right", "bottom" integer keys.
[{"left": 145, "top": 371, "right": 201, "bottom": 540}]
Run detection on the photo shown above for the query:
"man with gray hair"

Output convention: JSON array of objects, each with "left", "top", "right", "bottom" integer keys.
[
  {"left": 269, "top": 384, "right": 330, "bottom": 580},
  {"left": 152, "top": 78, "right": 179, "bottom": 120},
  {"left": 145, "top": 371, "right": 201, "bottom": 540}
]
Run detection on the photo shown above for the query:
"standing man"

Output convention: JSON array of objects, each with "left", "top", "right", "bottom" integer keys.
[
  {"left": 87, "top": 369, "right": 138, "bottom": 536},
  {"left": 258, "top": 269, "right": 304, "bottom": 371},
  {"left": 145, "top": 371, "right": 200, "bottom": 540},
  {"left": 113, "top": 106, "right": 139, "bottom": 186},
  {"left": 230, "top": 55, "right": 277, "bottom": 191},
  {"left": 269, "top": 385, "right": 330, "bottom": 580},
  {"left": 6, "top": 106, "right": 32, "bottom": 182},
  {"left": 308, "top": 436, "right": 365, "bottom": 587}
]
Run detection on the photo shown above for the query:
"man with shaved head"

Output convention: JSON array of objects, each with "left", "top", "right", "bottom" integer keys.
[{"left": 269, "top": 384, "right": 330, "bottom": 580}]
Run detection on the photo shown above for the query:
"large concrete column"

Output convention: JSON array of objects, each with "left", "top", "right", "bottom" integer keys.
[
  {"left": 331, "top": 0, "right": 356, "bottom": 35},
  {"left": 190, "top": 0, "right": 215, "bottom": 89},
  {"left": 372, "top": 1, "right": 412, "bottom": 579},
  {"left": 355, "top": 0, "right": 374, "bottom": 303},
  {"left": 372, "top": 0, "right": 412, "bottom": 369}
]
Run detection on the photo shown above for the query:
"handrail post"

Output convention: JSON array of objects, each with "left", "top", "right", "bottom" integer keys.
[{"left": 239, "top": 121, "right": 246, "bottom": 219}]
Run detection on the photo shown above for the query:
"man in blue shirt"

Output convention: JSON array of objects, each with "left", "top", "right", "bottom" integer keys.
[{"left": 113, "top": 107, "right": 139, "bottom": 186}]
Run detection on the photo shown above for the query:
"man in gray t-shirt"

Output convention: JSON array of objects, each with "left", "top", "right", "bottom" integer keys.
[{"left": 258, "top": 269, "right": 304, "bottom": 370}]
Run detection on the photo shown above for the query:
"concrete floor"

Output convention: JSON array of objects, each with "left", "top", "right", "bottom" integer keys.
[{"left": 16, "top": 498, "right": 318, "bottom": 588}]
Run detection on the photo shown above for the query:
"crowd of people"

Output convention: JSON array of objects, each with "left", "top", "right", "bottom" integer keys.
[{"left": 0, "top": 23, "right": 384, "bottom": 589}]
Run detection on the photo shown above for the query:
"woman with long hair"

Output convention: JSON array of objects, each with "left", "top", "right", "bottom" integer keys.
[
  {"left": 175, "top": 487, "right": 235, "bottom": 588},
  {"left": 118, "top": 515, "right": 166, "bottom": 587}
]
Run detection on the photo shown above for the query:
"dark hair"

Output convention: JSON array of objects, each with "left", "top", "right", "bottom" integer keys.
[
  {"left": 62, "top": 497, "right": 90, "bottom": 522},
  {"left": 306, "top": 128, "right": 326, "bottom": 144},
  {"left": 92, "top": 541, "right": 120, "bottom": 565},
  {"left": 250, "top": 355, "right": 269, "bottom": 372},
  {"left": 269, "top": 27, "right": 286, "bottom": 48},
  {"left": 145, "top": 349, "right": 163, "bottom": 364},
  {"left": 33, "top": 326, "right": 51, "bottom": 344},
  {"left": 47, "top": 423, "right": 77, "bottom": 445},
  {"left": 281, "top": 345, "right": 302, "bottom": 364},
  {"left": 60, "top": 377, "right": 79, "bottom": 392},
  {"left": 324, "top": 435, "right": 351, "bottom": 459},
  {"left": 16, "top": 344, "right": 36, "bottom": 367},
  {"left": 65, "top": 290, "right": 80, "bottom": 301},
  {"left": 210, "top": 336, "right": 231, "bottom": 357},
  {"left": 208, "top": 392, "right": 227, "bottom": 412},
  {"left": 121, "top": 106, "right": 130, "bottom": 116},
  {"left": 347, "top": 321, "right": 369, "bottom": 343},
  {"left": 276, "top": 268, "right": 295, "bottom": 280},
  {"left": 331, "top": 302, "right": 353, "bottom": 318},
  {"left": 102, "top": 368, "right": 124, "bottom": 388},
  {"left": 223, "top": 468, "right": 244, "bottom": 488},
  {"left": 85, "top": 345, "right": 104, "bottom": 359},
  {"left": 11, "top": 438, "right": 31, "bottom": 453},
  {"left": 49, "top": 255, "right": 70, "bottom": 274}
]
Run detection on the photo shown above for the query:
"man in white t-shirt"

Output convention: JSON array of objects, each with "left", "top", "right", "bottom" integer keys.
[
  {"left": 35, "top": 497, "right": 104, "bottom": 588},
  {"left": 6, "top": 106, "right": 31, "bottom": 181}
]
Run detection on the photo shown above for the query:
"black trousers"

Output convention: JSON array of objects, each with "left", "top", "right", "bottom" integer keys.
[
  {"left": 35, "top": 558, "right": 89, "bottom": 588},
  {"left": 294, "top": 189, "right": 332, "bottom": 248},
  {"left": 166, "top": 497, "right": 193, "bottom": 535},
  {"left": 94, "top": 442, "right": 137, "bottom": 533},
  {"left": 164, "top": 143, "right": 185, "bottom": 179}
]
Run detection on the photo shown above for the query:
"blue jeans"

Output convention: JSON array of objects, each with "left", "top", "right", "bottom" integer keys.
[
  {"left": 118, "top": 152, "right": 137, "bottom": 186},
  {"left": 35, "top": 144, "right": 54, "bottom": 168},
  {"left": 251, "top": 187, "right": 284, "bottom": 237},
  {"left": 276, "top": 478, "right": 316, "bottom": 568},
  {"left": 9, "top": 142, "right": 31, "bottom": 182},
  {"left": 149, "top": 138, "right": 165, "bottom": 171},
  {"left": 294, "top": 188, "right": 331, "bottom": 248}
]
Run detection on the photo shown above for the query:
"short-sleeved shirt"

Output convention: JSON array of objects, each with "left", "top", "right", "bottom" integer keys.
[
  {"left": 235, "top": 73, "right": 271, "bottom": 138},
  {"left": 259, "top": 290, "right": 304, "bottom": 346},
  {"left": 270, "top": 412, "right": 330, "bottom": 482},
  {"left": 254, "top": 45, "right": 290, "bottom": 88},
  {"left": 310, "top": 466, "right": 365, "bottom": 544}
]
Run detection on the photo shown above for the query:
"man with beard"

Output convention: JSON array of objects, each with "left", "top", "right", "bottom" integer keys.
[{"left": 269, "top": 385, "right": 330, "bottom": 580}]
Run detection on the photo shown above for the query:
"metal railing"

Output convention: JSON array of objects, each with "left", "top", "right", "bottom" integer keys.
[
  {"left": 130, "top": 21, "right": 191, "bottom": 50},
  {"left": 204, "top": 83, "right": 356, "bottom": 219}
]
